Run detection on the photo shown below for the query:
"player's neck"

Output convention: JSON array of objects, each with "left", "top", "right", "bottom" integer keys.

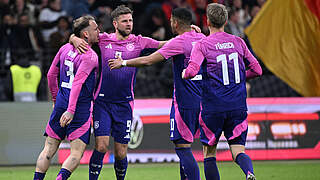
[
  {"left": 82, "top": 38, "right": 92, "bottom": 47},
  {"left": 177, "top": 27, "right": 191, "bottom": 35},
  {"left": 209, "top": 26, "right": 224, "bottom": 35},
  {"left": 116, "top": 32, "right": 129, "bottom": 40}
]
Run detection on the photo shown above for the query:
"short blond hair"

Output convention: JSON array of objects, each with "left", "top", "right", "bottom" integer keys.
[
  {"left": 72, "top": 15, "right": 95, "bottom": 37},
  {"left": 207, "top": 3, "right": 228, "bottom": 28}
]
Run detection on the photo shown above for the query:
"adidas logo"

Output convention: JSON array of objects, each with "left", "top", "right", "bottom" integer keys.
[{"left": 105, "top": 43, "right": 112, "bottom": 49}]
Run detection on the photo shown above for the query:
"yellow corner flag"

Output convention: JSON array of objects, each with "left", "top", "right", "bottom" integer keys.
[{"left": 245, "top": 0, "right": 320, "bottom": 96}]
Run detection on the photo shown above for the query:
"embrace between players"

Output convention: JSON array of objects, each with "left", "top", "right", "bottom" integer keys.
[{"left": 34, "top": 3, "right": 261, "bottom": 180}]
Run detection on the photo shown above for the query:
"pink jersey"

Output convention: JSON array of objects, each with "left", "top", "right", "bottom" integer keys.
[
  {"left": 185, "top": 31, "right": 262, "bottom": 113},
  {"left": 47, "top": 43, "right": 99, "bottom": 114},
  {"left": 158, "top": 30, "right": 205, "bottom": 108},
  {"left": 96, "top": 33, "right": 159, "bottom": 102}
]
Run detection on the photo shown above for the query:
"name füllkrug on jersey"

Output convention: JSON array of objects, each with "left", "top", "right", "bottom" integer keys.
[{"left": 215, "top": 42, "right": 234, "bottom": 50}]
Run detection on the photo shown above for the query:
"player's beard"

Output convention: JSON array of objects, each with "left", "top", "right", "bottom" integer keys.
[
  {"left": 171, "top": 26, "right": 177, "bottom": 35},
  {"left": 117, "top": 28, "right": 131, "bottom": 38}
]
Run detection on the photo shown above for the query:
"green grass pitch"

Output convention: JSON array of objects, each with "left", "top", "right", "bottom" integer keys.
[{"left": 1, "top": 160, "right": 320, "bottom": 180}]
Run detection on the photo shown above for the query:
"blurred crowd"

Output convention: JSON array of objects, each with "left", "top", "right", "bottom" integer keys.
[{"left": 1, "top": 0, "right": 297, "bottom": 102}]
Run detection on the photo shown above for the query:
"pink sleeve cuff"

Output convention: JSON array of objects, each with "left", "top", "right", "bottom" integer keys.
[
  {"left": 184, "top": 61, "right": 201, "bottom": 79},
  {"left": 246, "top": 61, "right": 262, "bottom": 79}
]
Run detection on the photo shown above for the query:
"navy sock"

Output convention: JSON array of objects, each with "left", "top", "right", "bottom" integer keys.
[
  {"left": 89, "top": 149, "right": 106, "bottom": 180},
  {"left": 33, "top": 172, "right": 46, "bottom": 180},
  {"left": 204, "top": 157, "right": 220, "bottom": 180},
  {"left": 114, "top": 157, "right": 128, "bottom": 180},
  {"left": 175, "top": 147, "right": 200, "bottom": 180},
  {"left": 56, "top": 168, "right": 71, "bottom": 180},
  {"left": 179, "top": 162, "right": 187, "bottom": 180},
  {"left": 235, "top": 153, "right": 254, "bottom": 177}
]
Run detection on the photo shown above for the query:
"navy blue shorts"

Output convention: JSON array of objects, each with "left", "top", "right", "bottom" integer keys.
[
  {"left": 199, "top": 110, "right": 248, "bottom": 146},
  {"left": 93, "top": 100, "right": 133, "bottom": 144},
  {"left": 170, "top": 101, "right": 200, "bottom": 144},
  {"left": 44, "top": 106, "right": 91, "bottom": 144}
]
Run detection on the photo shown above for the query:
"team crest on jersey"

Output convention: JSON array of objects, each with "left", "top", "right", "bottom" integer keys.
[
  {"left": 126, "top": 43, "right": 135, "bottom": 51},
  {"left": 94, "top": 121, "right": 99, "bottom": 129}
]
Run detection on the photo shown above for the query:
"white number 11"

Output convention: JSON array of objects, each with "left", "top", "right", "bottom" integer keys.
[{"left": 216, "top": 52, "right": 240, "bottom": 85}]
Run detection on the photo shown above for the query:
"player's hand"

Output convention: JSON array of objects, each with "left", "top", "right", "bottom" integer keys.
[
  {"left": 70, "top": 35, "right": 88, "bottom": 54},
  {"left": 60, "top": 111, "right": 74, "bottom": 128},
  {"left": 52, "top": 102, "right": 55, "bottom": 109},
  {"left": 191, "top": 24, "right": 201, "bottom": 33},
  {"left": 108, "top": 56, "right": 123, "bottom": 70},
  {"left": 181, "top": 69, "right": 186, "bottom": 79}
]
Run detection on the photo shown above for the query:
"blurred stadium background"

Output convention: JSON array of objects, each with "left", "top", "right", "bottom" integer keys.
[{"left": 1, "top": 0, "right": 320, "bottom": 179}]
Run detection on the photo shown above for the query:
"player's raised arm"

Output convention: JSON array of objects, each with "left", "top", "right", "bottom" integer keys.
[
  {"left": 156, "top": 24, "right": 202, "bottom": 49},
  {"left": 158, "top": 41, "right": 167, "bottom": 48},
  {"left": 69, "top": 33, "right": 89, "bottom": 54},
  {"left": 109, "top": 35, "right": 187, "bottom": 70},
  {"left": 108, "top": 51, "right": 165, "bottom": 69}
]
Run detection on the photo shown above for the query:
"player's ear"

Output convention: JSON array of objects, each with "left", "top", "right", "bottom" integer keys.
[
  {"left": 83, "top": 31, "right": 89, "bottom": 39},
  {"left": 175, "top": 21, "right": 179, "bottom": 29},
  {"left": 207, "top": 19, "right": 211, "bottom": 27},
  {"left": 113, "top": 20, "right": 117, "bottom": 28}
]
